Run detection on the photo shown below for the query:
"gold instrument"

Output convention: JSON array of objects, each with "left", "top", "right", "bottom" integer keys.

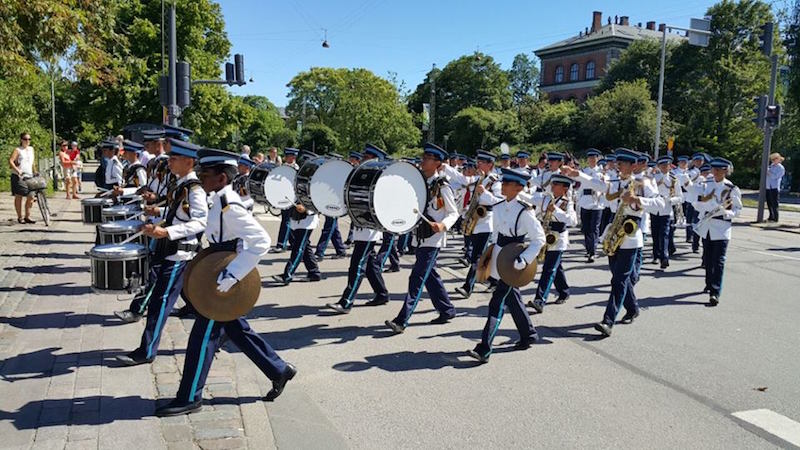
[
  {"left": 463, "top": 173, "right": 488, "bottom": 236},
  {"left": 694, "top": 188, "right": 732, "bottom": 235},
  {"left": 497, "top": 243, "right": 538, "bottom": 287},
  {"left": 601, "top": 179, "right": 640, "bottom": 256},
  {"left": 669, "top": 173, "right": 685, "bottom": 227},
  {"left": 183, "top": 248, "right": 262, "bottom": 322},
  {"left": 536, "top": 193, "right": 559, "bottom": 263}
]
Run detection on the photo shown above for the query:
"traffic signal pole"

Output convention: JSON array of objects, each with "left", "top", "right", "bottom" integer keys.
[
  {"left": 756, "top": 53, "right": 779, "bottom": 223},
  {"left": 167, "top": 2, "right": 178, "bottom": 126}
]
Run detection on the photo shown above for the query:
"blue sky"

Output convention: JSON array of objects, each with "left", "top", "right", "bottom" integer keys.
[{"left": 218, "top": 0, "right": 720, "bottom": 106}]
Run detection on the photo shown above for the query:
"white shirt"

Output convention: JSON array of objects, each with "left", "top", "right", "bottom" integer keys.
[
  {"left": 767, "top": 163, "right": 785, "bottom": 189},
  {"left": 468, "top": 173, "right": 502, "bottom": 234},
  {"left": 577, "top": 166, "right": 605, "bottom": 210},
  {"left": 532, "top": 192, "right": 577, "bottom": 252},
  {"left": 162, "top": 172, "right": 208, "bottom": 261},
  {"left": 352, "top": 226, "right": 381, "bottom": 242},
  {"left": 651, "top": 172, "right": 684, "bottom": 216},
  {"left": 14, "top": 146, "right": 34, "bottom": 176},
  {"left": 206, "top": 185, "right": 270, "bottom": 280},
  {"left": 104, "top": 156, "right": 124, "bottom": 186},
  {"left": 289, "top": 210, "right": 319, "bottom": 230},
  {"left": 419, "top": 174, "right": 459, "bottom": 248},
  {"left": 693, "top": 178, "right": 742, "bottom": 241},
  {"left": 489, "top": 197, "right": 545, "bottom": 280}
]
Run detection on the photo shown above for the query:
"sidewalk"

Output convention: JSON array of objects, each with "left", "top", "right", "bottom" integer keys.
[{"left": 0, "top": 185, "right": 347, "bottom": 450}]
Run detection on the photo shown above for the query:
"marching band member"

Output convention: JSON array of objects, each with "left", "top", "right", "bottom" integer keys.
[
  {"left": 102, "top": 141, "right": 124, "bottom": 190},
  {"left": 232, "top": 155, "right": 255, "bottom": 212},
  {"left": 112, "top": 140, "right": 147, "bottom": 198},
  {"left": 455, "top": 150, "right": 501, "bottom": 299},
  {"left": 325, "top": 145, "right": 391, "bottom": 314},
  {"left": 466, "top": 168, "right": 545, "bottom": 363},
  {"left": 599, "top": 153, "right": 617, "bottom": 234},
  {"left": 116, "top": 139, "right": 208, "bottom": 365},
  {"left": 685, "top": 153, "right": 708, "bottom": 248},
  {"left": 530, "top": 152, "right": 565, "bottom": 194},
  {"left": 561, "top": 148, "right": 665, "bottom": 338},
  {"left": 650, "top": 156, "right": 683, "bottom": 269},
  {"left": 272, "top": 148, "right": 300, "bottom": 253},
  {"left": 693, "top": 158, "right": 742, "bottom": 306},
  {"left": 515, "top": 150, "right": 532, "bottom": 175},
  {"left": 689, "top": 163, "right": 713, "bottom": 262},
  {"left": 673, "top": 155, "right": 692, "bottom": 241},
  {"left": 528, "top": 174, "right": 577, "bottom": 313},
  {"left": 495, "top": 153, "right": 512, "bottom": 175},
  {"left": 156, "top": 148, "right": 295, "bottom": 417},
  {"left": 386, "top": 143, "right": 459, "bottom": 333},
  {"left": 578, "top": 148, "right": 605, "bottom": 262}
]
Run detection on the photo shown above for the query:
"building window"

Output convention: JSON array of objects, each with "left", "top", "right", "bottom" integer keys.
[
  {"left": 554, "top": 66, "right": 564, "bottom": 83},
  {"left": 570, "top": 63, "right": 579, "bottom": 81},
  {"left": 586, "top": 61, "right": 596, "bottom": 79}
]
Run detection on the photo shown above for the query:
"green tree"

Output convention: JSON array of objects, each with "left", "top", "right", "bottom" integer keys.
[
  {"left": 508, "top": 53, "right": 541, "bottom": 107},
  {"left": 300, "top": 123, "right": 340, "bottom": 154},
  {"left": 518, "top": 97, "right": 579, "bottom": 145},
  {"left": 447, "top": 107, "right": 518, "bottom": 153}
]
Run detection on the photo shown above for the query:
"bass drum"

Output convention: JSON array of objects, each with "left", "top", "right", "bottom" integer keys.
[
  {"left": 263, "top": 165, "right": 297, "bottom": 210},
  {"left": 345, "top": 160, "right": 426, "bottom": 234},
  {"left": 295, "top": 157, "right": 352, "bottom": 217},
  {"left": 246, "top": 162, "right": 276, "bottom": 205}
]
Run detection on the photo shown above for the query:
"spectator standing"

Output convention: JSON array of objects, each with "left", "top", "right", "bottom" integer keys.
[
  {"left": 766, "top": 152, "right": 786, "bottom": 222},
  {"left": 240, "top": 145, "right": 251, "bottom": 158},
  {"left": 68, "top": 141, "right": 82, "bottom": 194},
  {"left": 267, "top": 147, "right": 282, "bottom": 165},
  {"left": 8, "top": 132, "right": 36, "bottom": 224},
  {"left": 58, "top": 141, "right": 75, "bottom": 199},
  {"left": 253, "top": 152, "right": 265, "bottom": 164}
]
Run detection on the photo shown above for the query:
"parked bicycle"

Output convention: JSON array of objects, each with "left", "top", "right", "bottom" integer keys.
[{"left": 22, "top": 175, "right": 52, "bottom": 226}]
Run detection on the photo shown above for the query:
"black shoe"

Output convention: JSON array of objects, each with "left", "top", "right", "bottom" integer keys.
[
  {"left": 708, "top": 295, "right": 719, "bottom": 307},
  {"left": 527, "top": 300, "right": 544, "bottom": 314},
  {"left": 169, "top": 305, "right": 193, "bottom": 318},
  {"left": 594, "top": 323, "right": 613, "bottom": 337},
  {"left": 307, "top": 274, "right": 321, "bottom": 282},
  {"left": 332, "top": 253, "right": 347, "bottom": 259},
  {"left": 660, "top": 260, "right": 669, "bottom": 269},
  {"left": 466, "top": 349, "right": 489, "bottom": 364},
  {"left": 270, "top": 247, "right": 286, "bottom": 254},
  {"left": 114, "top": 310, "right": 142, "bottom": 323},
  {"left": 702, "top": 286, "right": 709, "bottom": 294},
  {"left": 649, "top": 259, "right": 658, "bottom": 265},
  {"left": 272, "top": 275, "right": 290, "bottom": 285},
  {"left": 265, "top": 363, "right": 296, "bottom": 402},
  {"left": 325, "top": 303, "right": 350, "bottom": 314},
  {"left": 364, "top": 297, "right": 389, "bottom": 307},
  {"left": 314, "top": 255, "right": 324, "bottom": 262},
  {"left": 513, "top": 340, "right": 532, "bottom": 351},
  {"left": 116, "top": 352, "right": 154, "bottom": 366},
  {"left": 429, "top": 314, "right": 453, "bottom": 325},
  {"left": 383, "top": 266, "right": 400, "bottom": 273},
  {"left": 587, "top": 255, "right": 595, "bottom": 263},
  {"left": 554, "top": 295, "right": 569, "bottom": 305},
  {"left": 344, "top": 240, "right": 352, "bottom": 246},
  {"left": 620, "top": 311, "right": 640, "bottom": 324},
  {"left": 385, "top": 320, "right": 405, "bottom": 334},
  {"left": 457, "top": 257, "right": 470, "bottom": 267},
  {"left": 454, "top": 287, "right": 470, "bottom": 299},
  {"left": 155, "top": 399, "right": 202, "bottom": 417},
  {"left": 693, "top": 248, "right": 700, "bottom": 254}
]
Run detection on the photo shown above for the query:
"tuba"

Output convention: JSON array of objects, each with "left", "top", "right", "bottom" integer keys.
[{"left": 601, "top": 179, "right": 640, "bottom": 256}]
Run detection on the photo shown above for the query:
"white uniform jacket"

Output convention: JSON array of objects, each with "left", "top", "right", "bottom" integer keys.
[
  {"left": 489, "top": 197, "right": 545, "bottom": 280},
  {"left": 419, "top": 174, "right": 459, "bottom": 248}
]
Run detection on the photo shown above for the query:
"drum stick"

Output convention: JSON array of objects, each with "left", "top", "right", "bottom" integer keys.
[
  {"left": 412, "top": 208, "right": 434, "bottom": 225},
  {"left": 119, "top": 220, "right": 166, "bottom": 245}
]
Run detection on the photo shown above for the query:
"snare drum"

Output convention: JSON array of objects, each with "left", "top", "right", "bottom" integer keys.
[
  {"left": 263, "top": 165, "right": 297, "bottom": 210},
  {"left": 88, "top": 243, "right": 149, "bottom": 293},
  {"left": 81, "top": 198, "right": 114, "bottom": 224},
  {"left": 295, "top": 157, "right": 353, "bottom": 217},
  {"left": 96, "top": 220, "right": 146, "bottom": 245},
  {"left": 345, "top": 160, "right": 426, "bottom": 234},
  {"left": 102, "top": 204, "right": 142, "bottom": 223},
  {"left": 246, "top": 162, "right": 276, "bottom": 205}
]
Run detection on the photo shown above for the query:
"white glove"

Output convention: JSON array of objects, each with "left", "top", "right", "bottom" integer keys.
[
  {"left": 513, "top": 257, "right": 527, "bottom": 270},
  {"left": 216, "top": 269, "right": 238, "bottom": 293}
]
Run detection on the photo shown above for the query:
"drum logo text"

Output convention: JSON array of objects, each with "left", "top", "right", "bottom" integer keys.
[{"left": 391, "top": 219, "right": 406, "bottom": 226}]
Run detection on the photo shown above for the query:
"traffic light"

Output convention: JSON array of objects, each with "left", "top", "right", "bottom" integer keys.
[
  {"left": 758, "top": 22, "right": 773, "bottom": 56},
  {"left": 176, "top": 61, "right": 191, "bottom": 108},
  {"left": 234, "top": 54, "right": 245, "bottom": 86},
  {"left": 765, "top": 104, "right": 781, "bottom": 128},
  {"left": 225, "top": 62, "right": 235, "bottom": 84},
  {"left": 752, "top": 95, "right": 767, "bottom": 128}
]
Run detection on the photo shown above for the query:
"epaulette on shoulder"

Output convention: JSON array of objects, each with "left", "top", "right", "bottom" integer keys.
[
  {"left": 517, "top": 199, "right": 533, "bottom": 210},
  {"left": 491, "top": 199, "right": 505, "bottom": 207},
  {"left": 723, "top": 179, "right": 734, "bottom": 187}
]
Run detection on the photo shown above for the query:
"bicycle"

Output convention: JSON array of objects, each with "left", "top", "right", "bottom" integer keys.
[{"left": 23, "top": 175, "right": 52, "bottom": 227}]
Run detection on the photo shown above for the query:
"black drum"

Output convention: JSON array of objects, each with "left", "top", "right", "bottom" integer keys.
[
  {"left": 246, "top": 162, "right": 276, "bottom": 205},
  {"left": 88, "top": 243, "right": 149, "bottom": 293},
  {"left": 81, "top": 198, "right": 114, "bottom": 224},
  {"left": 96, "top": 220, "right": 147, "bottom": 246},
  {"left": 345, "top": 160, "right": 426, "bottom": 234}
]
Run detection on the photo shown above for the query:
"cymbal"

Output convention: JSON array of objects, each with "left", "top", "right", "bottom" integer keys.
[
  {"left": 496, "top": 243, "right": 537, "bottom": 288},
  {"left": 183, "top": 250, "right": 261, "bottom": 322}
]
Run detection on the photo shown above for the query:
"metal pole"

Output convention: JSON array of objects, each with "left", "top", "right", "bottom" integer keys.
[
  {"left": 756, "top": 54, "right": 779, "bottom": 223},
  {"left": 654, "top": 27, "right": 668, "bottom": 159},
  {"left": 167, "top": 2, "right": 178, "bottom": 126},
  {"left": 429, "top": 63, "right": 436, "bottom": 144},
  {"left": 51, "top": 75, "right": 58, "bottom": 190}
]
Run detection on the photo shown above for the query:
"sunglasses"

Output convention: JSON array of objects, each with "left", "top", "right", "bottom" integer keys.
[{"left": 22, "top": 138, "right": 31, "bottom": 141}]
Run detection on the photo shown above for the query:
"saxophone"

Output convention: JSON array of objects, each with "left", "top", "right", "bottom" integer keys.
[
  {"left": 536, "top": 193, "right": 560, "bottom": 262},
  {"left": 463, "top": 173, "right": 488, "bottom": 236},
  {"left": 601, "top": 179, "right": 640, "bottom": 256}
]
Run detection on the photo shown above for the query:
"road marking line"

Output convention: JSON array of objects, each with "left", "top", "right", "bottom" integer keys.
[
  {"left": 732, "top": 409, "right": 800, "bottom": 447},
  {"left": 752, "top": 250, "right": 800, "bottom": 262}
]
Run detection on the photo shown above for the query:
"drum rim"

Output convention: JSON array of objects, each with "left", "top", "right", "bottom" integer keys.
[
  {"left": 309, "top": 158, "right": 351, "bottom": 217},
  {"left": 89, "top": 243, "right": 149, "bottom": 259},
  {"left": 263, "top": 165, "right": 297, "bottom": 210},
  {"left": 345, "top": 160, "right": 424, "bottom": 233}
]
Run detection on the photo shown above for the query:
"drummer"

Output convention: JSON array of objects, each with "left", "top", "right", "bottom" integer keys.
[
  {"left": 112, "top": 140, "right": 147, "bottom": 198},
  {"left": 325, "top": 144, "right": 391, "bottom": 314},
  {"left": 271, "top": 148, "right": 300, "bottom": 253},
  {"left": 233, "top": 155, "right": 255, "bottom": 212},
  {"left": 466, "top": 168, "right": 545, "bottom": 364},
  {"left": 102, "top": 140, "right": 124, "bottom": 192},
  {"left": 156, "top": 148, "right": 295, "bottom": 417},
  {"left": 272, "top": 150, "right": 321, "bottom": 284},
  {"left": 116, "top": 139, "right": 208, "bottom": 366},
  {"left": 385, "top": 143, "right": 459, "bottom": 334},
  {"left": 314, "top": 154, "right": 347, "bottom": 261}
]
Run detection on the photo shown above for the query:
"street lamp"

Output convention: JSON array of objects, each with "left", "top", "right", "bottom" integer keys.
[{"left": 653, "top": 18, "right": 712, "bottom": 159}]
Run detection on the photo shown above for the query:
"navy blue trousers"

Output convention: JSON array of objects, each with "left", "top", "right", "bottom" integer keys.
[
  {"left": 602, "top": 248, "right": 639, "bottom": 326},
  {"left": 392, "top": 247, "right": 454, "bottom": 326},
  {"left": 344, "top": 224, "right": 354, "bottom": 244},
  {"left": 276, "top": 209, "right": 291, "bottom": 249},
  {"left": 377, "top": 232, "right": 400, "bottom": 271},
  {"left": 600, "top": 207, "right": 613, "bottom": 237},
  {"left": 650, "top": 214, "right": 671, "bottom": 262},
  {"left": 474, "top": 280, "right": 537, "bottom": 358},
  {"left": 315, "top": 216, "right": 346, "bottom": 257},
  {"left": 135, "top": 260, "right": 187, "bottom": 359},
  {"left": 129, "top": 268, "right": 156, "bottom": 315},
  {"left": 338, "top": 241, "right": 388, "bottom": 308},
  {"left": 176, "top": 314, "right": 287, "bottom": 403},
  {"left": 535, "top": 250, "right": 569, "bottom": 301},
  {"left": 283, "top": 228, "right": 320, "bottom": 280},
  {"left": 398, "top": 232, "right": 414, "bottom": 254},
  {"left": 705, "top": 239, "right": 729, "bottom": 296},
  {"left": 683, "top": 202, "right": 694, "bottom": 242},
  {"left": 461, "top": 232, "right": 491, "bottom": 295},
  {"left": 580, "top": 208, "right": 602, "bottom": 256}
]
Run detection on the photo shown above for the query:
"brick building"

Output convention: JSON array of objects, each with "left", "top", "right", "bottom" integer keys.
[{"left": 535, "top": 11, "right": 686, "bottom": 103}]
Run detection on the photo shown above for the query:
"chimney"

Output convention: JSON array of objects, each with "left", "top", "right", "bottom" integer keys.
[
  {"left": 585, "top": 27, "right": 589, "bottom": 35},
  {"left": 638, "top": 22, "right": 642, "bottom": 28},
  {"left": 620, "top": 16, "right": 629, "bottom": 26},
  {"left": 646, "top": 21, "right": 656, "bottom": 30},
  {"left": 591, "top": 11, "right": 602, "bottom": 33},
  {"left": 607, "top": 16, "right": 612, "bottom": 25},
  {"left": 614, "top": 15, "right": 619, "bottom": 25},
  {"left": 658, "top": 23, "right": 666, "bottom": 32}
]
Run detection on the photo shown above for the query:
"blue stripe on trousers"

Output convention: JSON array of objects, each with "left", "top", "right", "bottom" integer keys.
[
  {"left": 404, "top": 248, "right": 439, "bottom": 327},
  {"left": 344, "top": 243, "right": 372, "bottom": 307},
  {"left": 147, "top": 262, "right": 181, "bottom": 358},
  {"left": 486, "top": 285, "right": 512, "bottom": 356},
  {"left": 189, "top": 319, "right": 215, "bottom": 402},
  {"left": 286, "top": 229, "right": 310, "bottom": 277}
]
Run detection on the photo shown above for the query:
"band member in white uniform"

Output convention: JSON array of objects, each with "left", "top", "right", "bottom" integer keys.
[{"left": 577, "top": 149, "right": 605, "bottom": 262}]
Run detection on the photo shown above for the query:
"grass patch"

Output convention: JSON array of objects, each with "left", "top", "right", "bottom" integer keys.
[{"left": 741, "top": 198, "right": 800, "bottom": 213}]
